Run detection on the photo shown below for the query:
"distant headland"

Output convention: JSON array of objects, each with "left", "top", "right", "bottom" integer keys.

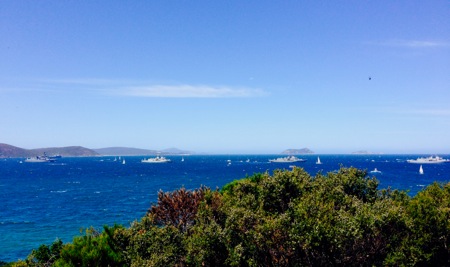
[
  {"left": 1, "top": 143, "right": 395, "bottom": 158},
  {"left": 0, "top": 143, "right": 193, "bottom": 158},
  {"left": 0, "top": 143, "right": 99, "bottom": 158},
  {"left": 92, "top": 147, "right": 193, "bottom": 156},
  {"left": 281, "top": 148, "right": 314, "bottom": 154}
]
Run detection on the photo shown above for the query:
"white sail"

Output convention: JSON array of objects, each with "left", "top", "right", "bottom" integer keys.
[
  {"left": 419, "top": 165, "right": 424, "bottom": 174},
  {"left": 316, "top": 157, "right": 322, "bottom": 164}
]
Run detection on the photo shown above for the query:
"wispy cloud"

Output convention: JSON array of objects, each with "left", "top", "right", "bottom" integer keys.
[
  {"left": 1, "top": 78, "right": 268, "bottom": 98},
  {"left": 114, "top": 85, "right": 268, "bottom": 98},
  {"left": 367, "top": 39, "right": 450, "bottom": 48}
]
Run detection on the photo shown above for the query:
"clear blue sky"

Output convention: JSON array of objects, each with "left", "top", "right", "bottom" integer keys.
[{"left": 1, "top": 1, "right": 449, "bottom": 154}]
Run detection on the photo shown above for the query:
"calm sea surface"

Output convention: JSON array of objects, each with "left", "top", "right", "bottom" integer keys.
[{"left": 1, "top": 154, "right": 450, "bottom": 262}]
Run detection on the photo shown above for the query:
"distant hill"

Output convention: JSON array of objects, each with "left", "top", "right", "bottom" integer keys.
[
  {"left": 281, "top": 148, "right": 314, "bottom": 154},
  {"left": 0, "top": 143, "right": 194, "bottom": 157},
  {"left": 160, "top": 147, "right": 193, "bottom": 155},
  {"left": 31, "top": 146, "right": 99, "bottom": 157},
  {"left": 93, "top": 147, "right": 193, "bottom": 156},
  {"left": 93, "top": 147, "right": 159, "bottom": 156},
  {"left": 0, "top": 143, "right": 98, "bottom": 158},
  {"left": 0, "top": 143, "right": 29, "bottom": 157}
]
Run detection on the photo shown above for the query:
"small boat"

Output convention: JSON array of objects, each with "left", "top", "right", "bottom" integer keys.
[
  {"left": 181, "top": 157, "right": 184, "bottom": 162},
  {"left": 370, "top": 168, "right": 381, "bottom": 173},
  {"left": 407, "top": 156, "right": 450, "bottom": 164},
  {"left": 48, "top": 154, "right": 62, "bottom": 160},
  {"left": 316, "top": 157, "right": 322, "bottom": 164},
  {"left": 24, "top": 157, "right": 48, "bottom": 163},
  {"left": 419, "top": 165, "right": 424, "bottom": 174},
  {"left": 141, "top": 156, "right": 171, "bottom": 163},
  {"left": 269, "top": 156, "right": 306, "bottom": 163},
  {"left": 24, "top": 154, "right": 55, "bottom": 163},
  {"left": 122, "top": 159, "right": 126, "bottom": 165}
]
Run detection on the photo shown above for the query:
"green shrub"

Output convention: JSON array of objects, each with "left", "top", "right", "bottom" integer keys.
[
  {"left": 54, "top": 226, "right": 125, "bottom": 267},
  {"left": 14, "top": 167, "right": 450, "bottom": 266}
]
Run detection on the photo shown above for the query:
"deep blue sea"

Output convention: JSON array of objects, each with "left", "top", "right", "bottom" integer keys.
[{"left": 1, "top": 154, "right": 450, "bottom": 262}]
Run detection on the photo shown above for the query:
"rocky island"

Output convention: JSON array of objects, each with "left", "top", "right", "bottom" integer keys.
[
  {"left": 0, "top": 143, "right": 99, "bottom": 158},
  {"left": 281, "top": 148, "right": 314, "bottom": 154}
]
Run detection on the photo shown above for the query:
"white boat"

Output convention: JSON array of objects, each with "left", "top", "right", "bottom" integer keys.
[
  {"left": 407, "top": 156, "right": 450, "bottom": 164},
  {"left": 24, "top": 154, "right": 55, "bottom": 163},
  {"left": 370, "top": 168, "right": 381, "bottom": 173},
  {"left": 141, "top": 156, "right": 171, "bottom": 163},
  {"left": 419, "top": 165, "right": 424, "bottom": 174},
  {"left": 316, "top": 157, "right": 322, "bottom": 164},
  {"left": 24, "top": 157, "right": 48, "bottom": 163},
  {"left": 269, "top": 156, "right": 306, "bottom": 163},
  {"left": 122, "top": 159, "right": 126, "bottom": 165},
  {"left": 181, "top": 157, "right": 184, "bottom": 162}
]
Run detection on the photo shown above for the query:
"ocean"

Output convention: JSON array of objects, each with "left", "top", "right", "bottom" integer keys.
[{"left": 1, "top": 154, "right": 450, "bottom": 262}]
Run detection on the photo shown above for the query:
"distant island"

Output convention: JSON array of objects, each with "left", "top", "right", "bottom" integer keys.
[
  {"left": 93, "top": 147, "right": 193, "bottom": 156},
  {"left": 1, "top": 143, "right": 322, "bottom": 158},
  {"left": 0, "top": 143, "right": 99, "bottom": 158},
  {"left": 0, "top": 143, "right": 193, "bottom": 158},
  {"left": 281, "top": 148, "right": 314, "bottom": 154}
]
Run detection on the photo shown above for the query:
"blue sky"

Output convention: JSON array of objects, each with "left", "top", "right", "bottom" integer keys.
[{"left": 1, "top": 1, "right": 449, "bottom": 154}]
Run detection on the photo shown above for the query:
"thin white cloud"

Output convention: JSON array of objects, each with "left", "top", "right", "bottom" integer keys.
[
  {"left": 0, "top": 78, "right": 268, "bottom": 98},
  {"left": 367, "top": 39, "right": 450, "bottom": 48},
  {"left": 117, "top": 85, "right": 268, "bottom": 98}
]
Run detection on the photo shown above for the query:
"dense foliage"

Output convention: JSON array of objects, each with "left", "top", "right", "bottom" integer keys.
[{"left": 7, "top": 167, "right": 450, "bottom": 266}]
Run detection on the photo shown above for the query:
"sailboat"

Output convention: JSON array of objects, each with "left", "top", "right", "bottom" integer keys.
[
  {"left": 419, "top": 165, "right": 424, "bottom": 174},
  {"left": 370, "top": 168, "right": 381, "bottom": 173},
  {"left": 122, "top": 159, "right": 126, "bottom": 165},
  {"left": 181, "top": 157, "right": 184, "bottom": 162},
  {"left": 316, "top": 157, "right": 322, "bottom": 164}
]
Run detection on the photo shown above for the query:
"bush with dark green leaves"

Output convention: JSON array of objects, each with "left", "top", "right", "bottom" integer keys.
[{"left": 10, "top": 167, "right": 450, "bottom": 266}]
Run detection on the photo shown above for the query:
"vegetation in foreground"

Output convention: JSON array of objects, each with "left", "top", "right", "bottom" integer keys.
[{"left": 4, "top": 167, "right": 450, "bottom": 266}]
